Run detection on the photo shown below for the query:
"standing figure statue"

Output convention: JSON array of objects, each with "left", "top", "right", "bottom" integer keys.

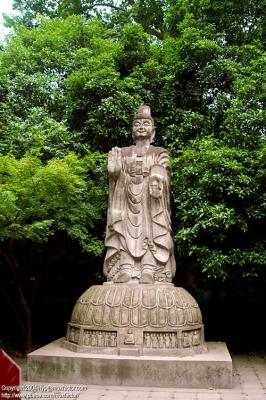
[{"left": 104, "top": 105, "right": 176, "bottom": 284}]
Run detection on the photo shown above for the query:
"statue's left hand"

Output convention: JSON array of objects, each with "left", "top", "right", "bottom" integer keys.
[{"left": 149, "top": 175, "right": 163, "bottom": 199}]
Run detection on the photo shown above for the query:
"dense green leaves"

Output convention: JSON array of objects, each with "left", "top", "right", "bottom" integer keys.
[
  {"left": 0, "top": 151, "right": 107, "bottom": 252},
  {"left": 171, "top": 138, "right": 265, "bottom": 280},
  {"left": 0, "top": 1, "right": 265, "bottom": 281}
]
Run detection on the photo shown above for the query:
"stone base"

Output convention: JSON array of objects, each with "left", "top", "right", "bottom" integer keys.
[
  {"left": 27, "top": 338, "right": 232, "bottom": 388},
  {"left": 64, "top": 284, "right": 207, "bottom": 357}
]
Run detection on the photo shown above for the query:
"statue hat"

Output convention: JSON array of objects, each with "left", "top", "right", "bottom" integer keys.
[{"left": 134, "top": 105, "right": 154, "bottom": 123}]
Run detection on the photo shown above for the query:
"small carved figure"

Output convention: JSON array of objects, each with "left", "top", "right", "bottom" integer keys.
[
  {"left": 104, "top": 105, "right": 176, "bottom": 284},
  {"left": 159, "top": 333, "right": 164, "bottom": 348},
  {"left": 151, "top": 333, "right": 158, "bottom": 348},
  {"left": 98, "top": 331, "right": 103, "bottom": 347},
  {"left": 69, "top": 327, "right": 75, "bottom": 342},
  {"left": 183, "top": 332, "right": 191, "bottom": 348},
  {"left": 144, "top": 333, "right": 151, "bottom": 348},
  {"left": 74, "top": 329, "right": 79, "bottom": 344},
  {"left": 114, "top": 333, "right": 117, "bottom": 347},
  {"left": 104, "top": 332, "right": 110, "bottom": 347},
  {"left": 124, "top": 329, "right": 135, "bottom": 345},
  {"left": 84, "top": 330, "right": 90, "bottom": 346},
  {"left": 164, "top": 333, "right": 170, "bottom": 348},
  {"left": 110, "top": 332, "right": 116, "bottom": 347},
  {"left": 192, "top": 330, "right": 201, "bottom": 346},
  {"left": 91, "top": 331, "right": 97, "bottom": 346},
  {"left": 170, "top": 333, "right": 177, "bottom": 348}
]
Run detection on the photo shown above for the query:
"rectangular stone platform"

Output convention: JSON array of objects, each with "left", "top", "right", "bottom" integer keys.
[{"left": 27, "top": 338, "right": 232, "bottom": 388}]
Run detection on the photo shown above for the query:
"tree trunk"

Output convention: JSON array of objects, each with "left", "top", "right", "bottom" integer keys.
[{"left": 0, "top": 240, "right": 33, "bottom": 354}]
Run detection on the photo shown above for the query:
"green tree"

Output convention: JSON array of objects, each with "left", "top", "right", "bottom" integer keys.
[
  {"left": 160, "top": 0, "right": 266, "bottom": 283},
  {"left": 1, "top": 1, "right": 264, "bottom": 283},
  {"left": 6, "top": 0, "right": 169, "bottom": 39},
  {"left": 171, "top": 138, "right": 265, "bottom": 281},
  {"left": 167, "top": 0, "right": 265, "bottom": 45},
  {"left": 0, "top": 16, "right": 145, "bottom": 155},
  {"left": 0, "top": 151, "right": 107, "bottom": 352}
]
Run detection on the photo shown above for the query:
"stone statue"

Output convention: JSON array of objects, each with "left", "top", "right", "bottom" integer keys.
[
  {"left": 103, "top": 105, "right": 176, "bottom": 284},
  {"left": 63, "top": 105, "right": 207, "bottom": 360}
]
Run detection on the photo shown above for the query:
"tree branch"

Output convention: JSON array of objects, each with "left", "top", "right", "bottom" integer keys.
[{"left": 86, "top": 3, "right": 128, "bottom": 12}]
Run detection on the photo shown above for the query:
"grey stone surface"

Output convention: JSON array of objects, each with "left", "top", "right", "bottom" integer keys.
[
  {"left": 27, "top": 339, "right": 232, "bottom": 389},
  {"left": 18, "top": 352, "right": 266, "bottom": 400}
]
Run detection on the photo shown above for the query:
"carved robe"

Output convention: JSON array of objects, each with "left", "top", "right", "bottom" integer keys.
[{"left": 104, "top": 145, "right": 176, "bottom": 282}]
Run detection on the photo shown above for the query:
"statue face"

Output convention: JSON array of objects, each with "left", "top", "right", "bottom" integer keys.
[{"left": 132, "top": 118, "right": 154, "bottom": 141}]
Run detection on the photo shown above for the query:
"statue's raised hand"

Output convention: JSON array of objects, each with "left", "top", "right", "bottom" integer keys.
[{"left": 108, "top": 147, "right": 122, "bottom": 178}]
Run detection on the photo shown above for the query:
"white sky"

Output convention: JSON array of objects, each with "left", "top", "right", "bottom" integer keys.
[{"left": 0, "top": 0, "right": 17, "bottom": 42}]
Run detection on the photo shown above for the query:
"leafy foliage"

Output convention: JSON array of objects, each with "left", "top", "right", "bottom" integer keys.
[
  {"left": 171, "top": 138, "right": 265, "bottom": 280},
  {"left": 0, "top": 151, "right": 107, "bottom": 251},
  {"left": 0, "top": 149, "right": 107, "bottom": 351},
  {"left": 0, "top": 1, "right": 264, "bottom": 280}
]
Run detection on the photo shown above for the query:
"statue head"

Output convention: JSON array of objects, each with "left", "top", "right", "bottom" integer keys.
[{"left": 132, "top": 105, "right": 155, "bottom": 143}]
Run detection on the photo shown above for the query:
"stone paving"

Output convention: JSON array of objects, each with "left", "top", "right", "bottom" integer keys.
[{"left": 18, "top": 352, "right": 266, "bottom": 400}]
